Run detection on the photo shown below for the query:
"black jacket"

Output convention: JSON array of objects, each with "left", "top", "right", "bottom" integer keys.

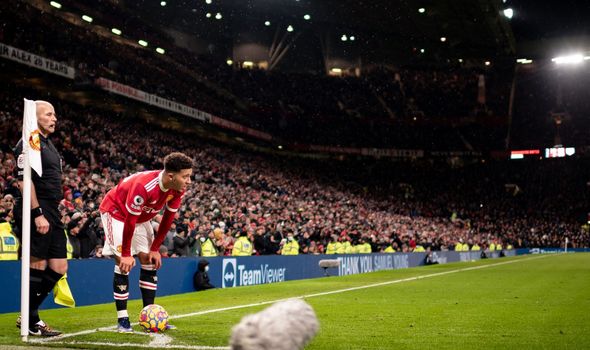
[{"left": 193, "top": 259, "right": 214, "bottom": 291}]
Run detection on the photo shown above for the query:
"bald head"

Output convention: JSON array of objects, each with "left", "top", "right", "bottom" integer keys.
[{"left": 35, "top": 100, "right": 57, "bottom": 136}]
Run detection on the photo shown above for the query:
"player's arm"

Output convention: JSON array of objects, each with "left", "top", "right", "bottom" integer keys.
[
  {"left": 15, "top": 145, "right": 49, "bottom": 234},
  {"left": 119, "top": 185, "right": 146, "bottom": 273},
  {"left": 17, "top": 180, "right": 49, "bottom": 234},
  {"left": 149, "top": 193, "right": 182, "bottom": 269}
]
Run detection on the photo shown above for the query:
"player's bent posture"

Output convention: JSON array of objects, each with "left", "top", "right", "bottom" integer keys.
[{"left": 99, "top": 152, "right": 193, "bottom": 332}]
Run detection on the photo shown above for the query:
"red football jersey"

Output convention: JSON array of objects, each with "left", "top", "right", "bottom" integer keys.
[{"left": 99, "top": 170, "right": 183, "bottom": 223}]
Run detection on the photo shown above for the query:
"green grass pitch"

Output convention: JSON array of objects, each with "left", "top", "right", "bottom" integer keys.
[{"left": 1, "top": 253, "right": 589, "bottom": 349}]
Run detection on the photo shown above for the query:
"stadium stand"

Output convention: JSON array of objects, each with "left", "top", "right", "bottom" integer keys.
[{"left": 1, "top": 0, "right": 589, "bottom": 260}]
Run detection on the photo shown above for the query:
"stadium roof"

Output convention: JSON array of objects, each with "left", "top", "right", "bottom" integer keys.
[
  {"left": 119, "top": 0, "right": 516, "bottom": 65},
  {"left": 49, "top": 0, "right": 590, "bottom": 65}
]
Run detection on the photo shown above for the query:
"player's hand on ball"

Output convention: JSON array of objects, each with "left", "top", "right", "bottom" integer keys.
[
  {"left": 119, "top": 256, "right": 136, "bottom": 274},
  {"left": 149, "top": 250, "right": 162, "bottom": 270}
]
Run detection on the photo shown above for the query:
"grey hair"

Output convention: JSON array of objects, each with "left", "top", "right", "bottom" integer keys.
[{"left": 230, "top": 299, "right": 319, "bottom": 350}]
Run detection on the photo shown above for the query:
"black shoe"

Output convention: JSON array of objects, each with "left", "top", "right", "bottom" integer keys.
[{"left": 28, "top": 321, "right": 62, "bottom": 337}]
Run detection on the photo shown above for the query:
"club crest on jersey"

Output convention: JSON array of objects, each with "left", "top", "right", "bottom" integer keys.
[
  {"left": 166, "top": 195, "right": 174, "bottom": 202},
  {"left": 117, "top": 245, "right": 122, "bottom": 253}
]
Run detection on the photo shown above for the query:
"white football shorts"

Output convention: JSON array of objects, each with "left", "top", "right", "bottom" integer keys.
[{"left": 100, "top": 212, "right": 154, "bottom": 256}]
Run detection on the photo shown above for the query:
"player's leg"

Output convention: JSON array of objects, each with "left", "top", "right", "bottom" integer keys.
[
  {"left": 24, "top": 206, "right": 65, "bottom": 337},
  {"left": 135, "top": 222, "right": 175, "bottom": 329},
  {"left": 135, "top": 222, "right": 157, "bottom": 307},
  {"left": 100, "top": 212, "right": 133, "bottom": 333}
]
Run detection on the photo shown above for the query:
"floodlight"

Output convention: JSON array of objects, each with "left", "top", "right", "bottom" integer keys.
[
  {"left": 138, "top": 40, "right": 148, "bottom": 47},
  {"left": 551, "top": 54, "right": 584, "bottom": 65},
  {"left": 50, "top": 1, "right": 62, "bottom": 9},
  {"left": 82, "top": 15, "right": 93, "bottom": 23}
]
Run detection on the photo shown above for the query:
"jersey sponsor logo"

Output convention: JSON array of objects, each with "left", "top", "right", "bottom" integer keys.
[{"left": 222, "top": 258, "right": 237, "bottom": 288}]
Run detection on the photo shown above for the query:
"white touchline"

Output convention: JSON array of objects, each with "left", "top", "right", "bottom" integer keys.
[
  {"left": 33, "top": 254, "right": 550, "bottom": 347},
  {"left": 62, "top": 341, "right": 230, "bottom": 350}
]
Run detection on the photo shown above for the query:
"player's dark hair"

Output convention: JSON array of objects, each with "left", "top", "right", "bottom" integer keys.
[{"left": 164, "top": 152, "right": 193, "bottom": 173}]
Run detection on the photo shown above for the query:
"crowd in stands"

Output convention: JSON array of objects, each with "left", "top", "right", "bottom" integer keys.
[
  {"left": 0, "top": 86, "right": 588, "bottom": 260},
  {"left": 1, "top": 1, "right": 510, "bottom": 150}
]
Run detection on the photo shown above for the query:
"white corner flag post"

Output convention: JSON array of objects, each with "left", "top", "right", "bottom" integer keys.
[
  {"left": 565, "top": 237, "right": 568, "bottom": 253},
  {"left": 20, "top": 99, "right": 43, "bottom": 342}
]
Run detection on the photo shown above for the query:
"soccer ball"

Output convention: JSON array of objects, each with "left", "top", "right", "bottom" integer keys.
[{"left": 139, "top": 304, "right": 169, "bottom": 332}]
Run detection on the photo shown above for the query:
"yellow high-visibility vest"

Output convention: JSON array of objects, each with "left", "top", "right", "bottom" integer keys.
[
  {"left": 201, "top": 239, "right": 217, "bottom": 257},
  {"left": 326, "top": 242, "right": 339, "bottom": 254},
  {"left": 281, "top": 240, "right": 300, "bottom": 255},
  {"left": 0, "top": 223, "right": 19, "bottom": 260},
  {"left": 232, "top": 236, "right": 253, "bottom": 256}
]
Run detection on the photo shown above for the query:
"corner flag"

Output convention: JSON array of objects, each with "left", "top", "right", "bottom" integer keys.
[
  {"left": 22, "top": 99, "right": 42, "bottom": 176},
  {"left": 20, "top": 98, "right": 41, "bottom": 341}
]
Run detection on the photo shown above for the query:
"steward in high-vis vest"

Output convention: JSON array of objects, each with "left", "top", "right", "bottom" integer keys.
[
  {"left": 64, "top": 229, "right": 74, "bottom": 260},
  {"left": 413, "top": 245, "right": 425, "bottom": 252},
  {"left": 200, "top": 236, "right": 217, "bottom": 257},
  {"left": 343, "top": 240, "right": 355, "bottom": 254},
  {"left": 355, "top": 238, "right": 372, "bottom": 254},
  {"left": 281, "top": 234, "right": 300, "bottom": 255},
  {"left": 384, "top": 245, "right": 396, "bottom": 253},
  {"left": 232, "top": 231, "right": 253, "bottom": 256},
  {"left": 0, "top": 222, "right": 19, "bottom": 260},
  {"left": 325, "top": 235, "right": 341, "bottom": 255},
  {"left": 336, "top": 238, "right": 347, "bottom": 254}
]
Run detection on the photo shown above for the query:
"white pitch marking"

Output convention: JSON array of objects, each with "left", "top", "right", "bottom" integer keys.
[
  {"left": 58, "top": 341, "right": 229, "bottom": 349},
  {"left": 34, "top": 254, "right": 550, "bottom": 346}
]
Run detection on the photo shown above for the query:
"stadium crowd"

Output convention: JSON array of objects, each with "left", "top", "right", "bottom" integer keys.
[
  {"left": 1, "top": 1, "right": 509, "bottom": 150},
  {"left": 0, "top": 87, "right": 588, "bottom": 260}
]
